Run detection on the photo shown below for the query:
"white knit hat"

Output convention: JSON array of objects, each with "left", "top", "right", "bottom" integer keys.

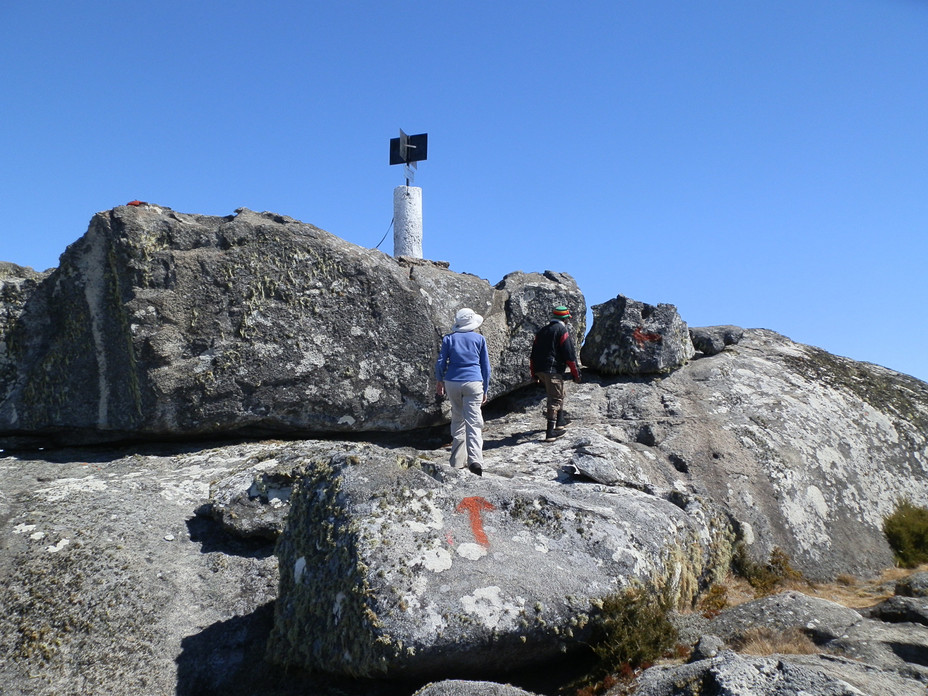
[{"left": 453, "top": 308, "right": 484, "bottom": 332}]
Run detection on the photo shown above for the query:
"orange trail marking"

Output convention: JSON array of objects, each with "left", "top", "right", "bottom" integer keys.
[{"left": 455, "top": 496, "right": 495, "bottom": 548}]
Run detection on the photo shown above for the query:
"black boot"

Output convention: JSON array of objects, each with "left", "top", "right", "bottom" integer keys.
[
  {"left": 556, "top": 410, "right": 569, "bottom": 430},
  {"left": 545, "top": 419, "right": 559, "bottom": 441}
]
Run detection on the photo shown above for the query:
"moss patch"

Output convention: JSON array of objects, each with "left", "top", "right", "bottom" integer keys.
[
  {"left": 268, "top": 456, "right": 394, "bottom": 677},
  {"left": 505, "top": 495, "right": 566, "bottom": 536},
  {"left": 782, "top": 347, "right": 928, "bottom": 426},
  {"left": 0, "top": 537, "right": 162, "bottom": 691}
]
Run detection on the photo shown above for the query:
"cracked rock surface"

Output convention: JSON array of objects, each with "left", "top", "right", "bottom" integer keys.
[{"left": 2, "top": 206, "right": 928, "bottom": 694}]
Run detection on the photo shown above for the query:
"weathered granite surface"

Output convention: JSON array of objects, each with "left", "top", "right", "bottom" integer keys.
[
  {"left": 565, "top": 329, "right": 928, "bottom": 581},
  {"left": 639, "top": 591, "right": 928, "bottom": 695},
  {"left": 267, "top": 445, "right": 732, "bottom": 679},
  {"left": 0, "top": 205, "right": 584, "bottom": 448},
  {"left": 413, "top": 682, "right": 539, "bottom": 696},
  {"left": 896, "top": 571, "right": 928, "bottom": 598},
  {"left": 689, "top": 324, "right": 744, "bottom": 356},
  {"left": 634, "top": 650, "right": 924, "bottom": 696},
  {"left": 2, "top": 207, "right": 928, "bottom": 695},
  {"left": 580, "top": 294, "right": 694, "bottom": 375},
  {"left": 0, "top": 262, "right": 52, "bottom": 409},
  {"left": 3, "top": 324, "right": 928, "bottom": 693}
]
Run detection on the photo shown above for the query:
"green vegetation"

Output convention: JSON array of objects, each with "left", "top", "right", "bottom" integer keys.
[
  {"left": 568, "top": 584, "right": 682, "bottom": 694},
  {"left": 732, "top": 545, "right": 804, "bottom": 597},
  {"left": 883, "top": 499, "right": 928, "bottom": 568},
  {"left": 697, "top": 583, "right": 730, "bottom": 617},
  {"left": 588, "top": 584, "right": 678, "bottom": 676}
]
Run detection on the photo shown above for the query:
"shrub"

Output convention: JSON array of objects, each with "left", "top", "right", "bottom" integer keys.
[
  {"left": 883, "top": 499, "right": 928, "bottom": 568},
  {"left": 732, "top": 545, "right": 804, "bottom": 596},
  {"left": 698, "top": 583, "right": 729, "bottom": 618},
  {"left": 589, "top": 584, "right": 678, "bottom": 673}
]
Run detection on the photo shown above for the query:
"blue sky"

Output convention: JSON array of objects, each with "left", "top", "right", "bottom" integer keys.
[{"left": 2, "top": 1, "right": 926, "bottom": 381}]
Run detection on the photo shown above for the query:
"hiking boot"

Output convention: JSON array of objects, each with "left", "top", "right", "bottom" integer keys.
[
  {"left": 555, "top": 410, "right": 569, "bottom": 430},
  {"left": 545, "top": 419, "right": 561, "bottom": 442},
  {"left": 468, "top": 462, "right": 483, "bottom": 476}
]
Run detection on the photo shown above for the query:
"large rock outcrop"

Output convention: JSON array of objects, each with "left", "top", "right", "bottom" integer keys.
[
  {"left": 2, "top": 327, "right": 928, "bottom": 694},
  {"left": 566, "top": 328, "right": 928, "bottom": 581},
  {"left": 580, "top": 294, "right": 694, "bottom": 375},
  {"left": 0, "top": 204, "right": 584, "bottom": 448},
  {"left": 267, "top": 446, "right": 732, "bottom": 679},
  {"left": 225, "top": 329, "right": 928, "bottom": 677},
  {"left": 3, "top": 205, "right": 928, "bottom": 695}
]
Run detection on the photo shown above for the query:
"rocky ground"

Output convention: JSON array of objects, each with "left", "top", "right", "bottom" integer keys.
[
  {"left": 0, "top": 381, "right": 610, "bottom": 695},
  {"left": 1, "top": 376, "right": 927, "bottom": 695},
  {"left": 2, "top": 324, "right": 928, "bottom": 695}
]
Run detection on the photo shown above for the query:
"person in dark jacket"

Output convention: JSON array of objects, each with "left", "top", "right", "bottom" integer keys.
[{"left": 530, "top": 305, "right": 581, "bottom": 441}]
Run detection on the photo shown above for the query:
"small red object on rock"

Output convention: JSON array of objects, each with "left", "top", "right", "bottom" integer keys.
[
  {"left": 127, "top": 200, "right": 146, "bottom": 206},
  {"left": 633, "top": 326, "right": 663, "bottom": 347}
]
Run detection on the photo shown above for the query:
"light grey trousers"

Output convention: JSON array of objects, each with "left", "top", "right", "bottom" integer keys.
[{"left": 445, "top": 380, "right": 484, "bottom": 467}]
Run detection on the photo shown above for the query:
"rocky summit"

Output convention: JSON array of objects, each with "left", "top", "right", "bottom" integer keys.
[
  {"left": 1, "top": 205, "right": 928, "bottom": 696},
  {"left": 0, "top": 204, "right": 583, "bottom": 448}
]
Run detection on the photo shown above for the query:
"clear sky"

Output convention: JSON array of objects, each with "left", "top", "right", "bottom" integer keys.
[{"left": 2, "top": 1, "right": 926, "bottom": 382}]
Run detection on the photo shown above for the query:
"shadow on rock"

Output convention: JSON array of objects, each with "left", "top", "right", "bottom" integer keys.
[
  {"left": 484, "top": 432, "right": 532, "bottom": 451},
  {"left": 176, "top": 602, "right": 424, "bottom": 696},
  {"left": 175, "top": 599, "right": 597, "bottom": 696},
  {"left": 186, "top": 509, "right": 275, "bottom": 558}
]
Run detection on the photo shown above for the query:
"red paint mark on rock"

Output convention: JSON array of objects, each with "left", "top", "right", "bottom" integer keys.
[
  {"left": 126, "top": 200, "right": 146, "bottom": 206},
  {"left": 456, "top": 496, "right": 495, "bottom": 547},
  {"left": 633, "top": 327, "right": 662, "bottom": 347}
]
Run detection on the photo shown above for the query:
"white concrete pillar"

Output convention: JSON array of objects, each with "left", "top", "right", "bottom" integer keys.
[{"left": 393, "top": 186, "right": 423, "bottom": 258}]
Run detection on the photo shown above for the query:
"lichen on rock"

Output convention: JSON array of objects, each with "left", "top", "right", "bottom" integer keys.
[
  {"left": 268, "top": 442, "right": 735, "bottom": 679},
  {"left": 0, "top": 204, "right": 585, "bottom": 447}
]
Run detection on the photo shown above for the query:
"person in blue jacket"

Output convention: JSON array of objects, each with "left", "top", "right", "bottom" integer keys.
[{"left": 435, "top": 308, "right": 491, "bottom": 476}]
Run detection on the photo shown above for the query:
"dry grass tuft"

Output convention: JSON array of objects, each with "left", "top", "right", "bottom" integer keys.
[
  {"left": 707, "top": 563, "right": 928, "bottom": 611},
  {"left": 803, "top": 564, "right": 928, "bottom": 608},
  {"left": 733, "top": 626, "right": 819, "bottom": 656},
  {"left": 732, "top": 546, "right": 810, "bottom": 597},
  {"left": 697, "top": 583, "right": 729, "bottom": 618}
]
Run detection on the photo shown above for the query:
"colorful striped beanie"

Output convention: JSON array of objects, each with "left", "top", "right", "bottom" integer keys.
[{"left": 552, "top": 305, "right": 571, "bottom": 321}]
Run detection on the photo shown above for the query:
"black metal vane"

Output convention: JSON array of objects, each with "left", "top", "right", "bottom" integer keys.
[{"left": 390, "top": 129, "right": 428, "bottom": 185}]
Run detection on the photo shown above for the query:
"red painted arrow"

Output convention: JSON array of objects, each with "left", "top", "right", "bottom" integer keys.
[{"left": 455, "top": 496, "right": 496, "bottom": 547}]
